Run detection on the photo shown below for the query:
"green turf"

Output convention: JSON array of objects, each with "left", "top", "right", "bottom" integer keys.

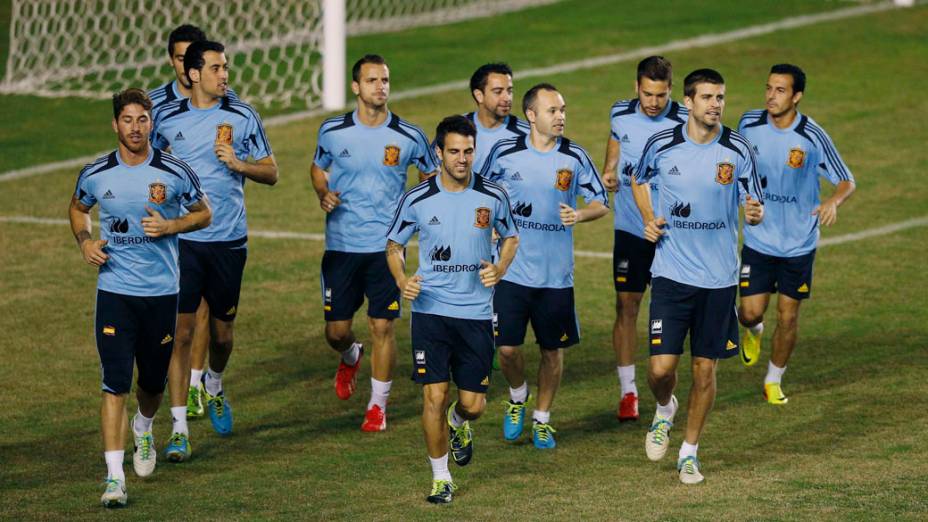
[{"left": 2, "top": 1, "right": 927, "bottom": 520}]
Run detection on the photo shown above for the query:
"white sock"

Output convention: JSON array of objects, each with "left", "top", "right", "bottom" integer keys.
[
  {"left": 679, "top": 441, "right": 698, "bottom": 460},
  {"left": 429, "top": 454, "right": 452, "bottom": 481},
  {"left": 449, "top": 405, "right": 466, "bottom": 428},
  {"left": 205, "top": 368, "right": 223, "bottom": 395},
  {"left": 189, "top": 369, "right": 203, "bottom": 388},
  {"left": 618, "top": 365, "right": 637, "bottom": 396},
  {"left": 656, "top": 395, "right": 677, "bottom": 420},
  {"left": 133, "top": 410, "right": 153, "bottom": 434},
  {"left": 104, "top": 450, "right": 125, "bottom": 481},
  {"left": 765, "top": 361, "right": 786, "bottom": 384},
  {"left": 341, "top": 342, "right": 361, "bottom": 365},
  {"left": 171, "top": 406, "right": 188, "bottom": 436},
  {"left": 509, "top": 382, "right": 528, "bottom": 403},
  {"left": 532, "top": 410, "right": 550, "bottom": 424},
  {"left": 749, "top": 322, "right": 764, "bottom": 335},
  {"left": 367, "top": 378, "right": 391, "bottom": 410}
]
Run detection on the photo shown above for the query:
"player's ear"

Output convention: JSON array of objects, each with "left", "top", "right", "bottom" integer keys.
[
  {"left": 792, "top": 90, "right": 803, "bottom": 106},
  {"left": 351, "top": 80, "right": 360, "bottom": 96},
  {"left": 189, "top": 68, "right": 201, "bottom": 84},
  {"left": 473, "top": 88, "right": 484, "bottom": 104},
  {"left": 111, "top": 118, "right": 118, "bottom": 134}
]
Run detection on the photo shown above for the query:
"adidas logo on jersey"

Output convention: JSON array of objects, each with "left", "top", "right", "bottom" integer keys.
[
  {"left": 668, "top": 166, "right": 681, "bottom": 176},
  {"left": 175, "top": 131, "right": 185, "bottom": 141},
  {"left": 428, "top": 216, "right": 441, "bottom": 225},
  {"left": 621, "top": 134, "right": 630, "bottom": 143},
  {"left": 102, "top": 190, "right": 115, "bottom": 199},
  {"left": 510, "top": 171, "right": 523, "bottom": 181},
  {"left": 339, "top": 149, "right": 351, "bottom": 158}
]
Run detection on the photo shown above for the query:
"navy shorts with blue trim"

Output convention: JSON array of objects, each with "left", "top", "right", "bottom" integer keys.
[
  {"left": 321, "top": 250, "right": 401, "bottom": 321},
  {"left": 411, "top": 312, "right": 494, "bottom": 393},
  {"left": 648, "top": 277, "right": 739, "bottom": 360},
  {"left": 95, "top": 290, "right": 178, "bottom": 395},
  {"left": 613, "top": 229, "right": 656, "bottom": 293},
  {"left": 178, "top": 237, "right": 247, "bottom": 321},
  {"left": 739, "top": 245, "right": 815, "bottom": 300},
  {"left": 493, "top": 280, "right": 580, "bottom": 350}
]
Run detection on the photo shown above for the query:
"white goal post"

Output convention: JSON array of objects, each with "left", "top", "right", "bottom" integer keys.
[{"left": 1, "top": 0, "right": 559, "bottom": 111}]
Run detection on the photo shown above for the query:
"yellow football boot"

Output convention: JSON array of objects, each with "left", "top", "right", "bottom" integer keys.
[
  {"left": 740, "top": 328, "right": 762, "bottom": 367},
  {"left": 763, "top": 382, "right": 789, "bottom": 405}
]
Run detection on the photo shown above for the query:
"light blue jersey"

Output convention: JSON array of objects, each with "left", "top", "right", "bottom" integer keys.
[
  {"left": 480, "top": 136, "right": 608, "bottom": 288},
  {"left": 466, "top": 112, "right": 529, "bottom": 175},
  {"left": 74, "top": 149, "right": 204, "bottom": 296},
  {"left": 610, "top": 99, "right": 687, "bottom": 237},
  {"left": 148, "top": 80, "right": 238, "bottom": 111},
  {"left": 314, "top": 111, "right": 439, "bottom": 253},
  {"left": 738, "top": 110, "right": 854, "bottom": 257},
  {"left": 636, "top": 124, "right": 763, "bottom": 288},
  {"left": 152, "top": 97, "right": 272, "bottom": 242},
  {"left": 387, "top": 174, "right": 518, "bottom": 320}
]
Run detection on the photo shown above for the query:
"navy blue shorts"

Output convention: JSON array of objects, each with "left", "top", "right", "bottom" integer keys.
[
  {"left": 648, "top": 277, "right": 739, "bottom": 360},
  {"left": 178, "top": 237, "right": 247, "bottom": 321},
  {"left": 493, "top": 280, "right": 580, "bottom": 350},
  {"left": 411, "top": 312, "right": 494, "bottom": 393},
  {"left": 613, "top": 229, "right": 656, "bottom": 293},
  {"left": 740, "top": 245, "right": 815, "bottom": 300},
  {"left": 321, "top": 250, "right": 401, "bottom": 321},
  {"left": 95, "top": 290, "right": 178, "bottom": 395}
]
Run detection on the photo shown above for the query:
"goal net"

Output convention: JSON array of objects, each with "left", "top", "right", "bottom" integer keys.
[{"left": 0, "top": 0, "right": 558, "bottom": 110}]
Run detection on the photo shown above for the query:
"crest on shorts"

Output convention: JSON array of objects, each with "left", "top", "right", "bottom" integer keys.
[
  {"left": 148, "top": 181, "right": 166, "bottom": 204},
  {"left": 474, "top": 207, "right": 490, "bottom": 228},
  {"left": 715, "top": 162, "right": 734, "bottom": 185},
  {"left": 555, "top": 168, "right": 573, "bottom": 191},
  {"left": 216, "top": 123, "right": 233, "bottom": 145},
  {"left": 787, "top": 147, "right": 806, "bottom": 169},
  {"left": 383, "top": 145, "right": 401, "bottom": 166}
]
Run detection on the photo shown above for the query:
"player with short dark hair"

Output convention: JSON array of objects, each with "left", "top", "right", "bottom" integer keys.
[
  {"left": 70, "top": 88, "right": 211, "bottom": 507},
  {"left": 632, "top": 69, "right": 764, "bottom": 484},
  {"left": 463, "top": 62, "right": 529, "bottom": 174},
  {"left": 152, "top": 40, "right": 278, "bottom": 456},
  {"left": 601, "top": 56, "right": 687, "bottom": 423},
  {"left": 311, "top": 54, "right": 438, "bottom": 432},
  {"left": 387, "top": 114, "right": 519, "bottom": 503},
  {"left": 481, "top": 83, "right": 608, "bottom": 449},
  {"left": 149, "top": 25, "right": 238, "bottom": 110},
  {"left": 736, "top": 64, "right": 855, "bottom": 404}
]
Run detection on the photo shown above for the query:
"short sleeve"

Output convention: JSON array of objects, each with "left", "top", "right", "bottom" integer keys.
[
  {"left": 313, "top": 126, "right": 333, "bottom": 170},
  {"left": 575, "top": 151, "right": 608, "bottom": 207},
  {"left": 245, "top": 111, "right": 272, "bottom": 160},
  {"left": 74, "top": 167, "right": 97, "bottom": 208},
  {"left": 386, "top": 191, "right": 419, "bottom": 246}
]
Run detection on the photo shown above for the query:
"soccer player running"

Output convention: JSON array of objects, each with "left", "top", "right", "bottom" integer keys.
[
  {"left": 311, "top": 54, "right": 437, "bottom": 432},
  {"left": 152, "top": 40, "right": 278, "bottom": 454},
  {"left": 386, "top": 115, "right": 518, "bottom": 503},
  {"left": 69, "top": 88, "right": 211, "bottom": 507},
  {"left": 736, "top": 64, "right": 855, "bottom": 404},
  {"left": 149, "top": 24, "right": 239, "bottom": 422},
  {"left": 481, "top": 83, "right": 609, "bottom": 449},
  {"left": 632, "top": 69, "right": 764, "bottom": 484},
  {"left": 601, "top": 56, "right": 687, "bottom": 422},
  {"left": 465, "top": 63, "right": 529, "bottom": 175}
]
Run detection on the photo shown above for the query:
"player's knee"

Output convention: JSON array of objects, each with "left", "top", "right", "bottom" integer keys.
[
  {"left": 617, "top": 294, "right": 642, "bottom": 318},
  {"left": 738, "top": 304, "right": 764, "bottom": 326},
  {"left": 540, "top": 348, "right": 563, "bottom": 366},
  {"left": 422, "top": 386, "right": 448, "bottom": 413},
  {"left": 174, "top": 316, "right": 196, "bottom": 345},
  {"left": 457, "top": 395, "right": 486, "bottom": 419},
  {"left": 497, "top": 345, "right": 519, "bottom": 362},
  {"left": 690, "top": 359, "right": 717, "bottom": 389},
  {"left": 777, "top": 309, "right": 799, "bottom": 331},
  {"left": 324, "top": 323, "right": 352, "bottom": 347},
  {"left": 648, "top": 364, "right": 675, "bottom": 384},
  {"left": 211, "top": 328, "right": 234, "bottom": 354},
  {"left": 368, "top": 319, "right": 394, "bottom": 340}
]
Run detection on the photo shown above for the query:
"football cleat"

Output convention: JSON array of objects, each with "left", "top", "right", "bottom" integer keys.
[
  {"left": 740, "top": 327, "right": 762, "bottom": 367},
  {"left": 763, "top": 382, "right": 789, "bottom": 405},
  {"left": 132, "top": 423, "right": 156, "bottom": 477},
  {"left": 361, "top": 405, "right": 387, "bottom": 432},
  {"left": 186, "top": 383, "right": 205, "bottom": 418},
  {"left": 334, "top": 346, "right": 364, "bottom": 400},
  {"left": 678, "top": 455, "right": 705, "bottom": 484},
  {"left": 100, "top": 478, "right": 127, "bottom": 508},
  {"left": 502, "top": 394, "right": 530, "bottom": 441},
  {"left": 447, "top": 402, "right": 473, "bottom": 466},
  {"left": 164, "top": 432, "right": 192, "bottom": 462},
  {"left": 203, "top": 386, "right": 233, "bottom": 436},
  {"left": 532, "top": 421, "right": 557, "bottom": 449},
  {"left": 617, "top": 392, "right": 639, "bottom": 422},
  {"left": 645, "top": 395, "right": 677, "bottom": 461},
  {"left": 426, "top": 479, "right": 457, "bottom": 504}
]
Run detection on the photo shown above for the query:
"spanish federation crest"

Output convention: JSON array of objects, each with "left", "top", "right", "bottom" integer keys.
[
  {"left": 555, "top": 168, "right": 573, "bottom": 191},
  {"left": 474, "top": 207, "right": 490, "bottom": 229},
  {"left": 148, "top": 181, "right": 167, "bottom": 204},
  {"left": 787, "top": 147, "right": 806, "bottom": 169},
  {"left": 383, "top": 145, "right": 401, "bottom": 166},
  {"left": 715, "top": 161, "right": 734, "bottom": 185}
]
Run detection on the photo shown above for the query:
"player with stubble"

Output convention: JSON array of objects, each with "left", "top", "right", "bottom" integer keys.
[
  {"left": 70, "top": 88, "right": 211, "bottom": 507},
  {"left": 632, "top": 69, "right": 764, "bottom": 484},
  {"left": 386, "top": 115, "right": 518, "bottom": 504}
]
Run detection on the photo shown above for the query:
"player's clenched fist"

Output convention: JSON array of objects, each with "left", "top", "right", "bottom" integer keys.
[
  {"left": 320, "top": 190, "right": 342, "bottom": 213},
  {"left": 643, "top": 217, "right": 666, "bottom": 243},
  {"left": 80, "top": 239, "right": 109, "bottom": 266},
  {"left": 402, "top": 274, "right": 423, "bottom": 300},
  {"left": 744, "top": 195, "right": 764, "bottom": 225},
  {"left": 479, "top": 259, "right": 504, "bottom": 287}
]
